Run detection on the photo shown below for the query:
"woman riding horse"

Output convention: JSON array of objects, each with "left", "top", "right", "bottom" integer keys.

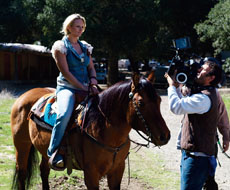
[
  {"left": 48, "top": 13, "right": 98, "bottom": 169},
  {"left": 11, "top": 72, "right": 170, "bottom": 190}
]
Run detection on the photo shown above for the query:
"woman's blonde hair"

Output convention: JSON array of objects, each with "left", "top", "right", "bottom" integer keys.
[{"left": 61, "top": 13, "right": 86, "bottom": 36}]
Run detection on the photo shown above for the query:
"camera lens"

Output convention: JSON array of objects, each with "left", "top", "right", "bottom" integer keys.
[{"left": 176, "top": 73, "right": 187, "bottom": 84}]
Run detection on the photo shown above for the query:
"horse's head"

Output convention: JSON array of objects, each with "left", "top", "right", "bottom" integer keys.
[{"left": 127, "top": 71, "right": 170, "bottom": 146}]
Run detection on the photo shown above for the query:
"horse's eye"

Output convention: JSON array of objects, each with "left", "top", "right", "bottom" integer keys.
[{"left": 138, "top": 100, "right": 144, "bottom": 107}]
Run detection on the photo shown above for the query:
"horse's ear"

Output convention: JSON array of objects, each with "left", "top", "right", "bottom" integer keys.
[
  {"left": 147, "top": 70, "right": 156, "bottom": 84},
  {"left": 131, "top": 72, "right": 140, "bottom": 91}
]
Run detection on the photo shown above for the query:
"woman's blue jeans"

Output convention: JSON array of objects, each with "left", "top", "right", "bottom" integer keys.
[
  {"left": 180, "top": 150, "right": 210, "bottom": 190},
  {"left": 47, "top": 86, "right": 76, "bottom": 158}
]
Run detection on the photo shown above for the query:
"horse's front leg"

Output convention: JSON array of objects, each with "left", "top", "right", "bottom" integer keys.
[
  {"left": 107, "top": 161, "right": 125, "bottom": 190},
  {"left": 84, "top": 167, "right": 101, "bottom": 190}
]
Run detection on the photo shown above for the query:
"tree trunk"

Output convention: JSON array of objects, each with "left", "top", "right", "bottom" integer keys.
[
  {"left": 107, "top": 54, "right": 118, "bottom": 86},
  {"left": 128, "top": 56, "right": 139, "bottom": 73}
]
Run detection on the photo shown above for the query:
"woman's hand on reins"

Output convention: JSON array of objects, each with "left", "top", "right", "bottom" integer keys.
[
  {"left": 89, "top": 84, "right": 99, "bottom": 95},
  {"left": 90, "top": 77, "right": 98, "bottom": 85},
  {"left": 89, "top": 77, "right": 99, "bottom": 95}
]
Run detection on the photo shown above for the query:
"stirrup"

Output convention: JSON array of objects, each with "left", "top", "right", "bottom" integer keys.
[{"left": 48, "top": 149, "right": 65, "bottom": 171}]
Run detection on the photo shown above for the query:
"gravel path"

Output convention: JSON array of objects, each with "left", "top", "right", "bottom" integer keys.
[{"left": 131, "top": 95, "right": 230, "bottom": 190}]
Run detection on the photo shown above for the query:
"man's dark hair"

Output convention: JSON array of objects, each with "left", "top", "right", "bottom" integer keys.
[{"left": 206, "top": 61, "right": 222, "bottom": 86}]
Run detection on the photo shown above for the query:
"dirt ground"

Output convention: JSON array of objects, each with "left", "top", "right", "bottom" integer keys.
[{"left": 43, "top": 176, "right": 153, "bottom": 190}]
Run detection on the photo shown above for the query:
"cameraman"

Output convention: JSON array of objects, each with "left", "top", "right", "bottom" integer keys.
[
  {"left": 165, "top": 58, "right": 230, "bottom": 190},
  {"left": 180, "top": 84, "right": 230, "bottom": 190}
]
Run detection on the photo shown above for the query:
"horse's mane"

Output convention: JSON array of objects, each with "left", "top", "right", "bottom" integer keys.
[
  {"left": 85, "top": 78, "right": 158, "bottom": 137},
  {"left": 83, "top": 80, "right": 131, "bottom": 140},
  {"left": 86, "top": 80, "right": 131, "bottom": 129},
  {"left": 98, "top": 80, "right": 132, "bottom": 112},
  {"left": 97, "top": 78, "right": 158, "bottom": 112}
]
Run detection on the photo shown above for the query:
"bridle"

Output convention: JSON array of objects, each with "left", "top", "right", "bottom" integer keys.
[{"left": 128, "top": 89, "right": 154, "bottom": 148}]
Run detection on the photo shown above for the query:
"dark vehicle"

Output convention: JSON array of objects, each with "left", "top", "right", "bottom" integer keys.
[{"left": 154, "top": 65, "right": 169, "bottom": 89}]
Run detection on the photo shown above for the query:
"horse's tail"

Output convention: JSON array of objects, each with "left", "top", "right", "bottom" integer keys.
[{"left": 11, "top": 145, "right": 39, "bottom": 190}]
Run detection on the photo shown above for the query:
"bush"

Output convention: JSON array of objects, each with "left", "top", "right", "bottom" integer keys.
[{"left": 222, "top": 58, "right": 230, "bottom": 74}]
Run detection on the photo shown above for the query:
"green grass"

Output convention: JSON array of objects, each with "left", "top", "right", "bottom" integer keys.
[
  {"left": 0, "top": 95, "right": 17, "bottom": 190},
  {"left": 127, "top": 149, "right": 180, "bottom": 189},
  {"left": 221, "top": 94, "right": 230, "bottom": 118}
]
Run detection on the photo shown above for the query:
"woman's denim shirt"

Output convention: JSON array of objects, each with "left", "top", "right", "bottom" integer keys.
[{"left": 57, "top": 36, "right": 90, "bottom": 90}]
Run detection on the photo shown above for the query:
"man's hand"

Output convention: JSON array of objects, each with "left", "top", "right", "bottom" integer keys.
[
  {"left": 223, "top": 140, "right": 229, "bottom": 152},
  {"left": 181, "top": 85, "right": 191, "bottom": 96},
  {"left": 164, "top": 72, "right": 179, "bottom": 88}
]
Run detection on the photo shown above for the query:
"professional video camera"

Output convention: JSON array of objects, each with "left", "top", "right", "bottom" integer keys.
[{"left": 167, "top": 37, "right": 202, "bottom": 88}]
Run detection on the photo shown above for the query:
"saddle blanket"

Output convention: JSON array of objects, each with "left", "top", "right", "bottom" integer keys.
[
  {"left": 30, "top": 93, "right": 91, "bottom": 130},
  {"left": 30, "top": 93, "right": 57, "bottom": 129}
]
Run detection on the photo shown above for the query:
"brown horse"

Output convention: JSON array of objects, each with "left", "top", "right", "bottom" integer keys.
[{"left": 11, "top": 72, "right": 170, "bottom": 190}]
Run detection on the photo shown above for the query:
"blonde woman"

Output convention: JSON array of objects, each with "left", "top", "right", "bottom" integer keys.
[{"left": 48, "top": 13, "right": 98, "bottom": 169}]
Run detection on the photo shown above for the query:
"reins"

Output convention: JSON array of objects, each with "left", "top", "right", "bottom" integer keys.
[{"left": 81, "top": 127, "right": 129, "bottom": 164}]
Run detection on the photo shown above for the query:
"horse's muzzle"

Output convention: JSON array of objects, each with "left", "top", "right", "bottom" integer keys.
[{"left": 154, "top": 132, "right": 171, "bottom": 146}]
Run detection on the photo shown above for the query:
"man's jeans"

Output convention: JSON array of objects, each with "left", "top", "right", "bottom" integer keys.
[
  {"left": 47, "top": 86, "right": 76, "bottom": 157},
  {"left": 180, "top": 150, "right": 210, "bottom": 190}
]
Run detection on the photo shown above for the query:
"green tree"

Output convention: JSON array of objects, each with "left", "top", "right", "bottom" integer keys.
[
  {"left": 0, "top": 0, "right": 28, "bottom": 42},
  {"left": 0, "top": 0, "right": 45, "bottom": 43},
  {"left": 155, "top": 0, "right": 218, "bottom": 57},
  {"left": 195, "top": 0, "right": 230, "bottom": 55},
  {"left": 84, "top": 0, "right": 159, "bottom": 84}
]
